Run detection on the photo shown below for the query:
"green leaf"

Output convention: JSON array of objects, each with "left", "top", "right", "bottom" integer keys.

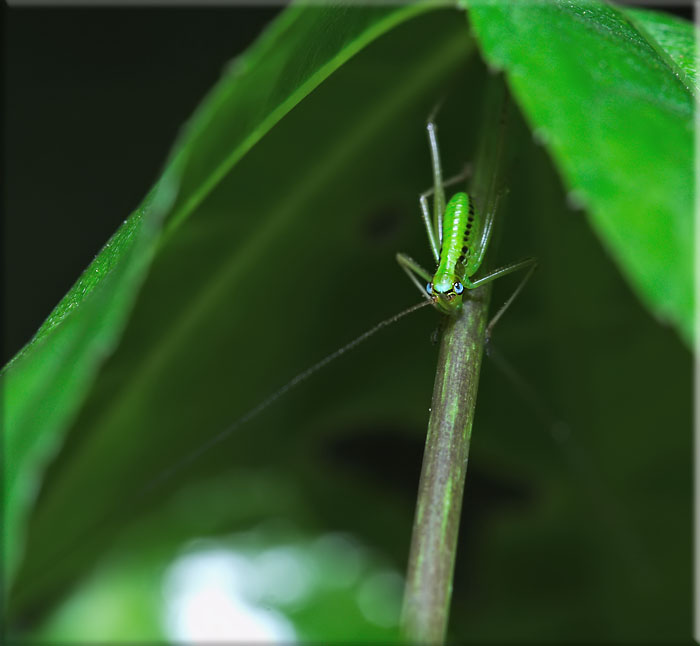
[
  {"left": 624, "top": 6, "right": 698, "bottom": 94},
  {"left": 162, "top": 1, "right": 441, "bottom": 234},
  {"left": 463, "top": 0, "right": 693, "bottom": 345},
  {"left": 8, "top": 3, "right": 473, "bottom": 623},
  {"left": 8, "top": 3, "right": 692, "bottom": 642},
  {"left": 3, "top": 1, "right": 441, "bottom": 597},
  {"left": 2, "top": 164, "right": 182, "bottom": 587}
]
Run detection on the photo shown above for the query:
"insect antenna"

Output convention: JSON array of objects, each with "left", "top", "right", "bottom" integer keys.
[
  {"left": 15, "top": 299, "right": 433, "bottom": 611},
  {"left": 144, "top": 298, "right": 432, "bottom": 493}
]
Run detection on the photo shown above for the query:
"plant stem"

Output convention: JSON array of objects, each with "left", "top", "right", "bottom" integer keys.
[
  {"left": 401, "top": 75, "right": 512, "bottom": 643},
  {"left": 401, "top": 288, "right": 490, "bottom": 641}
]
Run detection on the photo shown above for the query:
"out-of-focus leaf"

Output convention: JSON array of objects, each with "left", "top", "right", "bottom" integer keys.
[
  {"left": 4, "top": 0, "right": 444, "bottom": 603},
  {"left": 38, "top": 518, "right": 404, "bottom": 642},
  {"left": 463, "top": 0, "right": 693, "bottom": 345},
  {"left": 3, "top": 166, "right": 181, "bottom": 587},
  {"left": 8, "top": 5, "right": 473, "bottom": 623}
]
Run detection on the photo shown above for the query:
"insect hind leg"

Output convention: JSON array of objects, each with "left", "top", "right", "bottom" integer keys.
[
  {"left": 426, "top": 116, "right": 446, "bottom": 243},
  {"left": 419, "top": 164, "right": 472, "bottom": 202}
]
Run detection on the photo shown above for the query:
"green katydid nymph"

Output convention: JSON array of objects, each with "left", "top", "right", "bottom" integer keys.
[
  {"left": 142, "top": 111, "right": 536, "bottom": 497},
  {"left": 397, "top": 117, "right": 536, "bottom": 320}
]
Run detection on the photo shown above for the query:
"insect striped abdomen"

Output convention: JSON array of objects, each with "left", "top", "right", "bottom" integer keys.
[{"left": 434, "top": 192, "right": 474, "bottom": 287}]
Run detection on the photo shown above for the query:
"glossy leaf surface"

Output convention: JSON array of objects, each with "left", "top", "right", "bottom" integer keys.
[{"left": 464, "top": 0, "right": 694, "bottom": 344}]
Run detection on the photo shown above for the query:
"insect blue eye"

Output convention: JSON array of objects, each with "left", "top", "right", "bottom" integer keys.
[
  {"left": 426, "top": 283, "right": 433, "bottom": 295},
  {"left": 454, "top": 282, "right": 464, "bottom": 295}
]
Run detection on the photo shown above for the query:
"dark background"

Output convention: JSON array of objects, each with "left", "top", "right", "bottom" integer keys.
[
  {"left": 3, "top": 3, "right": 693, "bottom": 364},
  {"left": 4, "top": 7, "right": 281, "bottom": 362}
]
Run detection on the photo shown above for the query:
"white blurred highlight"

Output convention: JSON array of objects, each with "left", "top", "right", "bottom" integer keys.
[{"left": 163, "top": 548, "right": 296, "bottom": 642}]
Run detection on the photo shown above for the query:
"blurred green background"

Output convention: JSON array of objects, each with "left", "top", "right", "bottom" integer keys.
[{"left": 5, "top": 3, "right": 693, "bottom": 643}]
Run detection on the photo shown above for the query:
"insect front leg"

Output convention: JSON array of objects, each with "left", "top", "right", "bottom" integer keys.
[{"left": 396, "top": 252, "right": 433, "bottom": 303}]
